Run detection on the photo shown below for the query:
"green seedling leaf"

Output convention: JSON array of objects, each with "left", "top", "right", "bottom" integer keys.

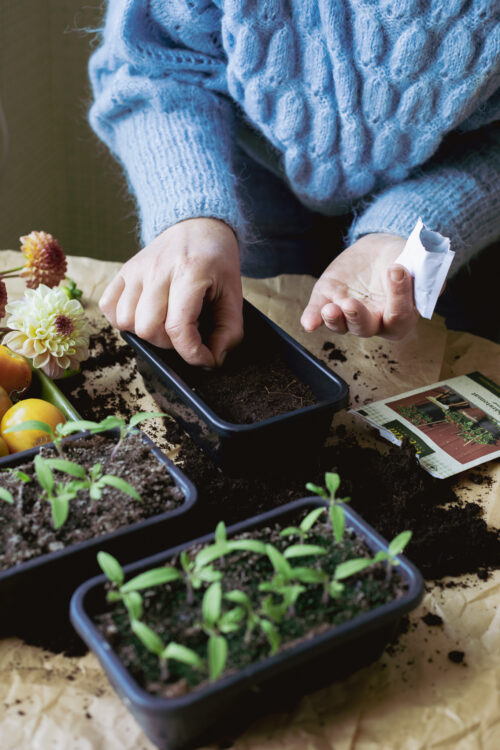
[
  {"left": 3, "top": 420, "right": 53, "bottom": 435},
  {"left": 283, "top": 544, "right": 326, "bottom": 559},
  {"left": 131, "top": 620, "right": 164, "bottom": 656},
  {"left": 259, "top": 619, "right": 280, "bottom": 655},
  {"left": 279, "top": 526, "right": 301, "bottom": 538},
  {"left": 128, "top": 412, "right": 166, "bottom": 429},
  {"left": 373, "top": 550, "right": 390, "bottom": 564},
  {"left": 97, "top": 551, "right": 125, "bottom": 586},
  {"left": 219, "top": 607, "right": 245, "bottom": 633},
  {"left": 106, "top": 591, "right": 122, "bottom": 603},
  {"left": 12, "top": 470, "right": 30, "bottom": 482},
  {"left": 202, "top": 582, "right": 222, "bottom": 627},
  {"left": 291, "top": 567, "right": 327, "bottom": 584},
  {"left": 162, "top": 642, "right": 205, "bottom": 671},
  {"left": 198, "top": 566, "right": 223, "bottom": 584},
  {"left": 194, "top": 543, "right": 229, "bottom": 568},
  {"left": 100, "top": 475, "right": 141, "bottom": 501},
  {"left": 94, "top": 416, "right": 124, "bottom": 431},
  {"left": 265, "top": 544, "right": 292, "bottom": 577},
  {"left": 123, "top": 591, "right": 143, "bottom": 620},
  {"left": 325, "top": 472, "right": 341, "bottom": 498},
  {"left": 56, "top": 420, "right": 102, "bottom": 436},
  {"left": 227, "top": 539, "right": 267, "bottom": 555},
  {"left": 207, "top": 634, "right": 227, "bottom": 682},
  {"left": 388, "top": 530, "right": 412, "bottom": 558},
  {"left": 121, "top": 567, "right": 181, "bottom": 593},
  {"left": 34, "top": 455, "right": 54, "bottom": 493},
  {"left": 305, "top": 482, "right": 328, "bottom": 499},
  {"left": 300, "top": 507, "right": 326, "bottom": 533},
  {"left": 330, "top": 503, "right": 345, "bottom": 543},
  {"left": 44, "top": 458, "right": 87, "bottom": 478},
  {"left": 214, "top": 521, "right": 227, "bottom": 545},
  {"left": 51, "top": 495, "right": 70, "bottom": 529},
  {"left": 334, "top": 558, "right": 372, "bottom": 581},
  {"left": 0, "top": 487, "right": 14, "bottom": 504},
  {"left": 329, "top": 580, "right": 344, "bottom": 598},
  {"left": 225, "top": 590, "right": 251, "bottom": 608}
]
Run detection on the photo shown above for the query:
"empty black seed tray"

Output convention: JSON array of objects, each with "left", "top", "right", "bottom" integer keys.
[
  {"left": 71, "top": 498, "right": 424, "bottom": 750},
  {"left": 122, "top": 300, "right": 349, "bottom": 476}
]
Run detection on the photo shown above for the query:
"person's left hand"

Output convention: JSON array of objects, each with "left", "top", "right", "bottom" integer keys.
[{"left": 301, "top": 233, "right": 419, "bottom": 341}]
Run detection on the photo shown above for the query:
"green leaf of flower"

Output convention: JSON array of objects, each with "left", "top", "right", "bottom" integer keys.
[
  {"left": 330, "top": 503, "right": 345, "bottom": 543},
  {"left": 227, "top": 539, "right": 267, "bottom": 555},
  {"left": 97, "top": 551, "right": 124, "bottom": 586},
  {"left": 214, "top": 521, "right": 227, "bottom": 545},
  {"left": 279, "top": 526, "right": 301, "bottom": 538},
  {"left": 291, "top": 567, "right": 327, "bottom": 584},
  {"left": 259, "top": 619, "right": 281, "bottom": 655},
  {"left": 225, "top": 590, "right": 251, "bottom": 608}
]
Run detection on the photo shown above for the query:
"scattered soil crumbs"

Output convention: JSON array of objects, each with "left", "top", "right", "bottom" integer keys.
[
  {"left": 422, "top": 612, "right": 443, "bottom": 627},
  {"left": 322, "top": 342, "right": 347, "bottom": 362},
  {"left": 448, "top": 650, "right": 465, "bottom": 664},
  {"left": 96, "top": 511, "right": 406, "bottom": 695},
  {"left": 0, "top": 432, "right": 184, "bottom": 570}
]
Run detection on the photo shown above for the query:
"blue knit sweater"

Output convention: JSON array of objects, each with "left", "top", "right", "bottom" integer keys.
[{"left": 89, "top": 0, "right": 500, "bottom": 273}]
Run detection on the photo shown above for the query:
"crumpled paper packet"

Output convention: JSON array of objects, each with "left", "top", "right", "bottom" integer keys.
[{"left": 395, "top": 218, "right": 455, "bottom": 319}]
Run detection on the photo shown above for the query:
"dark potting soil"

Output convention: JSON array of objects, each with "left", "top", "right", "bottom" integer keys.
[
  {"left": 60, "top": 323, "right": 500, "bottom": 585},
  {"left": 0, "top": 433, "right": 184, "bottom": 571},
  {"left": 187, "top": 347, "right": 317, "bottom": 424},
  {"left": 95, "top": 510, "right": 406, "bottom": 696}
]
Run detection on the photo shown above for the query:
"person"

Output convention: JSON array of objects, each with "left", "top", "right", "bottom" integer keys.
[{"left": 89, "top": 1, "right": 500, "bottom": 367}]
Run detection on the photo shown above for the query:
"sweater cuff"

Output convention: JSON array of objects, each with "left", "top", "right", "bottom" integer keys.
[
  {"left": 91, "top": 101, "right": 246, "bottom": 247},
  {"left": 349, "top": 136, "right": 500, "bottom": 277}
]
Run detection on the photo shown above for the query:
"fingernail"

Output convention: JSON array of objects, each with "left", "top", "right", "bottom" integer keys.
[{"left": 390, "top": 267, "right": 405, "bottom": 283}]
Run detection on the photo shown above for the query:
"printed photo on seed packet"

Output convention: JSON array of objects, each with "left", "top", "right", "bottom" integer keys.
[{"left": 351, "top": 372, "right": 500, "bottom": 479}]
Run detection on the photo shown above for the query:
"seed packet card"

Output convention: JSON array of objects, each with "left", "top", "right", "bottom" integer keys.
[{"left": 351, "top": 372, "right": 500, "bottom": 478}]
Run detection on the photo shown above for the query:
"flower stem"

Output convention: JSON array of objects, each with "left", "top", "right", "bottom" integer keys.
[{"left": 1, "top": 264, "right": 24, "bottom": 274}]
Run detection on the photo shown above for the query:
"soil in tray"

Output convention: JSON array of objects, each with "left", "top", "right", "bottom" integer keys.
[
  {"left": 96, "top": 509, "right": 406, "bottom": 696},
  {"left": 0, "top": 433, "right": 184, "bottom": 571},
  {"left": 187, "top": 346, "right": 317, "bottom": 424}
]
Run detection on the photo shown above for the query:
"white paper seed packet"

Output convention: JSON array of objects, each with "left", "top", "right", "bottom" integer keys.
[
  {"left": 395, "top": 218, "right": 455, "bottom": 319},
  {"left": 351, "top": 372, "right": 500, "bottom": 479}
]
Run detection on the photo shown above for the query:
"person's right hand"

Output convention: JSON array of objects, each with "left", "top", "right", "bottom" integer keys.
[{"left": 99, "top": 218, "right": 243, "bottom": 368}]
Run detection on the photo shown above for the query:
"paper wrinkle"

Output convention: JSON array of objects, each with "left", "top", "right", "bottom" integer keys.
[
  {"left": 1, "top": 260, "right": 500, "bottom": 749},
  {"left": 395, "top": 218, "right": 455, "bottom": 320}
]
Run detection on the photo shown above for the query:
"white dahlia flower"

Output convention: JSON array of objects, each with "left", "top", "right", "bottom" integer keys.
[{"left": 3, "top": 284, "right": 91, "bottom": 378}]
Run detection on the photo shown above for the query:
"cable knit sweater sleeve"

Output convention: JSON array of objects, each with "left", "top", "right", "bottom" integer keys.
[
  {"left": 349, "top": 126, "right": 500, "bottom": 275},
  {"left": 88, "top": 1, "right": 244, "bottom": 246}
]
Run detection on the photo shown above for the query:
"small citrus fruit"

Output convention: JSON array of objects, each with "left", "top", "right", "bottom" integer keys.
[
  {"left": 0, "top": 386, "right": 13, "bottom": 421},
  {"left": 0, "top": 435, "right": 9, "bottom": 457},
  {"left": 0, "top": 345, "right": 32, "bottom": 396},
  {"left": 0, "top": 398, "right": 65, "bottom": 453}
]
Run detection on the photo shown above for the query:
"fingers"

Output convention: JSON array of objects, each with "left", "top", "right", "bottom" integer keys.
[
  {"left": 165, "top": 276, "right": 216, "bottom": 368},
  {"left": 99, "top": 275, "right": 125, "bottom": 328},
  {"left": 319, "top": 302, "right": 348, "bottom": 335},
  {"left": 301, "top": 287, "right": 331, "bottom": 331},
  {"left": 335, "top": 299, "right": 380, "bottom": 337},
  {"left": 381, "top": 265, "right": 418, "bottom": 340},
  {"left": 208, "top": 288, "right": 244, "bottom": 367}
]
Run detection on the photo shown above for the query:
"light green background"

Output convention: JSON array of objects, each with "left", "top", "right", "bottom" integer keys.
[{"left": 0, "top": 0, "right": 137, "bottom": 262}]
